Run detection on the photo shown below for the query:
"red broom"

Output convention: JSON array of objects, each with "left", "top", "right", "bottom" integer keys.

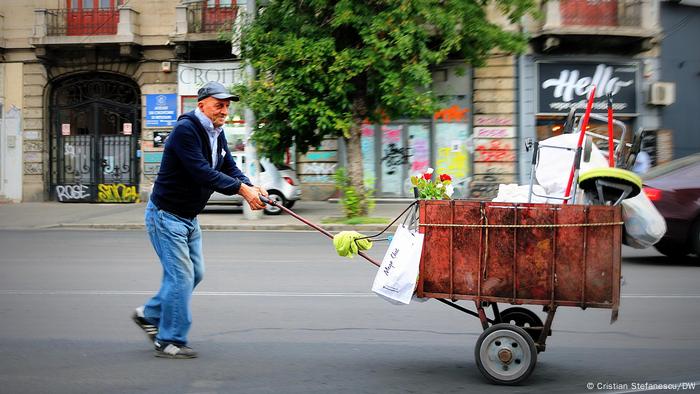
[{"left": 563, "top": 85, "right": 596, "bottom": 205}]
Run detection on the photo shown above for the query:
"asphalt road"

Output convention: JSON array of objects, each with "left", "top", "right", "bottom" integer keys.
[{"left": 0, "top": 230, "right": 699, "bottom": 394}]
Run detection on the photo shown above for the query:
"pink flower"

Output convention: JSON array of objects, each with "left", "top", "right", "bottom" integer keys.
[{"left": 439, "top": 174, "right": 452, "bottom": 182}]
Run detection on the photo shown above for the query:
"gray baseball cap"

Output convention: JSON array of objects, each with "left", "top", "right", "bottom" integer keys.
[{"left": 197, "top": 81, "right": 239, "bottom": 102}]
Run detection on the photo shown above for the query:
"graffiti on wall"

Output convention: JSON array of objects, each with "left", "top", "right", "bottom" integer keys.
[
  {"left": 361, "top": 125, "right": 376, "bottom": 187},
  {"left": 474, "top": 115, "right": 514, "bottom": 126},
  {"left": 435, "top": 123, "right": 470, "bottom": 180},
  {"left": 97, "top": 184, "right": 140, "bottom": 203},
  {"left": 469, "top": 182, "right": 500, "bottom": 199},
  {"left": 475, "top": 139, "right": 516, "bottom": 151},
  {"left": 56, "top": 184, "right": 91, "bottom": 202},
  {"left": 408, "top": 125, "right": 430, "bottom": 174},
  {"left": 298, "top": 162, "right": 337, "bottom": 183},
  {"left": 434, "top": 105, "right": 470, "bottom": 122},
  {"left": 474, "top": 126, "right": 516, "bottom": 139},
  {"left": 381, "top": 125, "right": 406, "bottom": 195},
  {"left": 470, "top": 116, "right": 517, "bottom": 199},
  {"left": 297, "top": 136, "right": 338, "bottom": 185},
  {"left": 381, "top": 145, "right": 411, "bottom": 175}
]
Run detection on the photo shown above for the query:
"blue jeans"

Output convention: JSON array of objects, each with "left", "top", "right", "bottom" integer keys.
[{"left": 143, "top": 200, "right": 204, "bottom": 345}]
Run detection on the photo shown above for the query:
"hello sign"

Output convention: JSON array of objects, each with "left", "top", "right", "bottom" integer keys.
[{"left": 538, "top": 62, "right": 638, "bottom": 115}]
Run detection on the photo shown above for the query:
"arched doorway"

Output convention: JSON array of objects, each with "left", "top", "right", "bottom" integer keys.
[{"left": 50, "top": 72, "right": 141, "bottom": 203}]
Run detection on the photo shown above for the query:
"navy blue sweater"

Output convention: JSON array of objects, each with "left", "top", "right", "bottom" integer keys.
[{"left": 150, "top": 111, "right": 252, "bottom": 219}]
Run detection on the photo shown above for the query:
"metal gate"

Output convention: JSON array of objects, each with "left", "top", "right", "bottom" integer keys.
[{"left": 50, "top": 74, "right": 141, "bottom": 203}]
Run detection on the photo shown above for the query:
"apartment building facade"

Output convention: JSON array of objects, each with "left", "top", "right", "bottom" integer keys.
[
  {"left": 0, "top": 1, "right": 666, "bottom": 203},
  {"left": 0, "top": 0, "right": 242, "bottom": 203},
  {"left": 512, "top": 0, "right": 667, "bottom": 188}
]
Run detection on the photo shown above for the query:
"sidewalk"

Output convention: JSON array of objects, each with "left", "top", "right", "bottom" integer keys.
[{"left": 0, "top": 200, "right": 414, "bottom": 232}]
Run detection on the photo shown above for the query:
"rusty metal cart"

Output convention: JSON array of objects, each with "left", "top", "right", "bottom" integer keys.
[
  {"left": 261, "top": 196, "right": 624, "bottom": 385},
  {"left": 417, "top": 199, "right": 623, "bottom": 384}
]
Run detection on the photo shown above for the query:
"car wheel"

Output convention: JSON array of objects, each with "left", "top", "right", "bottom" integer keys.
[
  {"left": 264, "top": 192, "right": 285, "bottom": 215},
  {"left": 654, "top": 238, "right": 689, "bottom": 259},
  {"left": 284, "top": 200, "right": 295, "bottom": 209}
]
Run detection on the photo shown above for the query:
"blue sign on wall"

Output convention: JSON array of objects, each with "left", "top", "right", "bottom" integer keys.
[{"left": 145, "top": 94, "right": 177, "bottom": 127}]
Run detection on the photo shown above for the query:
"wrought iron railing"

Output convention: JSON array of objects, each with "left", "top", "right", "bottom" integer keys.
[
  {"left": 186, "top": 1, "right": 238, "bottom": 34},
  {"left": 559, "top": 0, "right": 643, "bottom": 27},
  {"left": 45, "top": 8, "right": 119, "bottom": 36}
]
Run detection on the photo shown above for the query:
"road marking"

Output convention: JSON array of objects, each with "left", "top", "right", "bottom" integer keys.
[
  {"left": 1, "top": 290, "right": 700, "bottom": 299},
  {"left": 622, "top": 294, "right": 700, "bottom": 299},
  {"left": 0, "top": 290, "right": 376, "bottom": 297}
]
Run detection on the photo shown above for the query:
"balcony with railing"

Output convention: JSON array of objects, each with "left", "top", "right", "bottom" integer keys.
[
  {"left": 31, "top": 6, "right": 141, "bottom": 47},
  {"left": 172, "top": 1, "right": 240, "bottom": 41},
  {"left": 532, "top": 0, "right": 661, "bottom": 52}
]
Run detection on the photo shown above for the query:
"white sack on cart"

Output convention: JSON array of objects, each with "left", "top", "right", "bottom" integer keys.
[
  {"left": 621, "top": 191, "right": 667, "bottom": 249},
  {"left": 492, "top": 183, "right": 550, "bottom": 203},
  {"left": 535, "top": 133, "right": 609, "bottom": 198},
  {"left": 372, "top": 224, "right": 424, "bottom": 305}
]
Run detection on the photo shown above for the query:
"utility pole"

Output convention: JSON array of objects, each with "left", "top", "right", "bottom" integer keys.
[{"left": 240, "top": 0, "right": 263, "bottom": 220}]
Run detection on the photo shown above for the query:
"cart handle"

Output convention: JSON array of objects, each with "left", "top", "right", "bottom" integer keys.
[{"left": 258, "top": 195, "right": 381, "bottom": 267}]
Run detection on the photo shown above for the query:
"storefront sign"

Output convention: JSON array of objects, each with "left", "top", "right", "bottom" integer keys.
[
  {"left": 538, "top": 62, "right": 637, "bottom": 115},
  {"left": 145, "top": 94, "right": 177, "bottom": 128},
  {"left": 178, "top": 62, "right": 244, "bottom": 97}
]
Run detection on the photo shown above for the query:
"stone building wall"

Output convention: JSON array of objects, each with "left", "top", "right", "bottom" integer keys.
[{"left": 470, "top": 54, "right": 519, "bottom": 199}]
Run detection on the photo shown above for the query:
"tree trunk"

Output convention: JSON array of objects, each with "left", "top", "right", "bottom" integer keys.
[{"left": 345, "top": 121, "right": 367, "bottom": 216}]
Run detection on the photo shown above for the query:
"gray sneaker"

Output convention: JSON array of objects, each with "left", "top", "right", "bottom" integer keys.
[
  {"left": 154, "top": 340, "right": 198, "bottom": 359},
  {"left": 131, "top": 306, "right": 158, "bottom": 342}
]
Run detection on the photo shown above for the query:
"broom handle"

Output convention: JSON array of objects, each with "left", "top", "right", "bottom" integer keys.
[
  {"left": 607, "top": 93, "right": 614, "bottom": 167},
  {"left": 563, "top": 85, "right": 596, "bottom": 205}
]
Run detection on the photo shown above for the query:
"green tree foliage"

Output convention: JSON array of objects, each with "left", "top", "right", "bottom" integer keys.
[{"left": 234, "top": 0, "right": 535, "bottom": 215}]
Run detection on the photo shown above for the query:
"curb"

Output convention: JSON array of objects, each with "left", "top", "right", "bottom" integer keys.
[{"left": 48, "top": 223, "right": 399, "bottom": 232}]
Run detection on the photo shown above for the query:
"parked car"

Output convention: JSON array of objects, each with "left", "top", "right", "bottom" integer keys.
[
  {"left": 208, "top": 153, "right": 302, "bottom": 215},
  {"left": 642, "top": 153, "right": 700, "bottom": 258}
]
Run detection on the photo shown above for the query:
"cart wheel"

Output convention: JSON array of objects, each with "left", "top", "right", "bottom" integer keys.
[
  {"left": 475, "top": 323, "right": 538, "bottom": 385},
  {"left": 499, "top": 307, "right": 547, "bottom": 342}
]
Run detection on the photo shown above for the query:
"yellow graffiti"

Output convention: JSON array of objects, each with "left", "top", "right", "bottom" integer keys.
[
  {"left": 98, "top": 184, "right": 140, "bottom": 203},
  {"left": 436, "top": 147, "right": 470, "bottom": 179}
]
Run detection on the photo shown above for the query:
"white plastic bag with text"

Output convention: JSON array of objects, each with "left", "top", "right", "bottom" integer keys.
[{"left": 371, "top": 225, "right": 425, "bottom": 305}]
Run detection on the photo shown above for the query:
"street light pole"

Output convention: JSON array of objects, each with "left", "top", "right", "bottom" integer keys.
[{"left": 241, "top": 0, "right": 263, "bottom": 220}]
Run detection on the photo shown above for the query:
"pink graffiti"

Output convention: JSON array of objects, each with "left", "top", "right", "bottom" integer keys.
[
  {"left": 411, "top": 160, "right": 430, "bottom": 172},
  {"left": 361, "top": 125, "right": 374, "bottom": 137},
  {"left": 474, "top": 116, "right": 511, "bottom": 126},
  {"left": 382, "top": 127, "right": 401, "bottom": 143},
  {"left": 476, "top": 128, "right": 510, "bottom": 138}
]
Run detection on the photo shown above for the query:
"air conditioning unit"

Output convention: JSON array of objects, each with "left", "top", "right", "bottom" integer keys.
[{"left": 648, "top": 82, "right": 676, "bottom": 106}]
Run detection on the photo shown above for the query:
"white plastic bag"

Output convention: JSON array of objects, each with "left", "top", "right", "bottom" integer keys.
[
  {"left": 492, "top": 184, "right": 550, "bottom": 203},
  {"left": 535, "top": 134, "right": 609, "bottom": 198},
  {"left": 621, "top": 192, "right": 667, "bottom": 248},
  {"left": 371, "top": 224, "right": 424, "bottom": 305}
]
